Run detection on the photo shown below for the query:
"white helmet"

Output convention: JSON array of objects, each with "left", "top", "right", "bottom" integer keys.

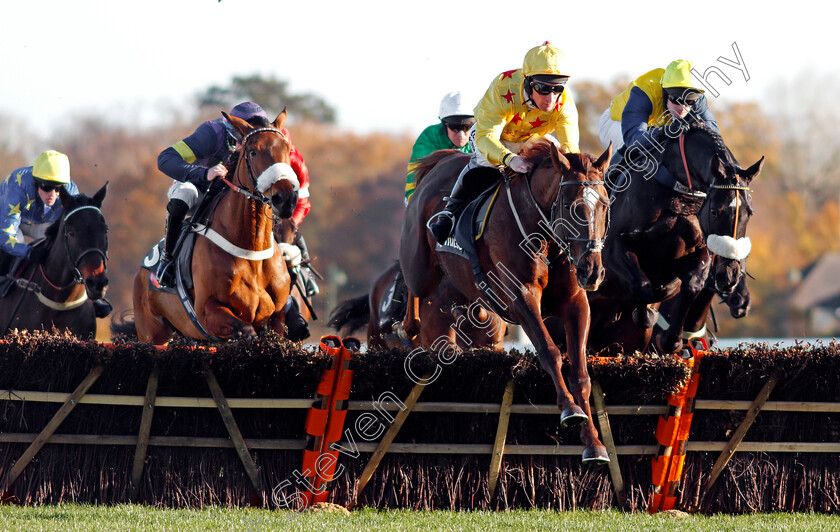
[{"left": 438, "top": 91, "right": 473, "bottom": 121}]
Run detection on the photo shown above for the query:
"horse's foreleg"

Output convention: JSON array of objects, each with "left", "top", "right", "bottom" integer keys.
[
  {"left": 603, "top": 236, "right": 655, "bottom": 303},
  {"left": 562, "top": 289, "right": 609, "bottom": 464},
  {"left": 512, "top": 288, "right": 581, "bottom": 425},
  {"left": 201, "top": 298, "right": 257, "bottom": 338},
  {"left": 656, "top": 252, "right": 711, "bottom": 354}
]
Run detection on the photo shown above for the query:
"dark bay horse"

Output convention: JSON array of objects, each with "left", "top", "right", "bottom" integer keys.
[
  {"left": 328, "top": 261, "right": 506, "bottom": 351},
  {"left": 588, "top": 122, "right": 762, "bottom": 354},
  {"left": 576, "top": 262, "right": 752, "bottom": 356},
  {"left": 0, "top": 184, "right": 109, "bottom": 339},
  {"left": 400, "top": 140, "right": 612, "bottom": 464},
  {"left": 132, "top": 111, "right": 297, "bottom": 344}
]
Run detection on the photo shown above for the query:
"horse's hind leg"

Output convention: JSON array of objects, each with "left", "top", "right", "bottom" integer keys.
[
  {"left": 133, "top": 272, "right": 175, "bottom": 345},
  {"left": 396, "top": 291, "right": 420, "bottom": 341}
]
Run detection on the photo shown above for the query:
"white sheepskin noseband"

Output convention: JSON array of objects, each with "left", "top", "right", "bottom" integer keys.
[
  {"left": 707, "top": 234, "right": 751, "bottom": 260},
  {"left": 257, "top": 162, "right": 299, "bottom": 193}
]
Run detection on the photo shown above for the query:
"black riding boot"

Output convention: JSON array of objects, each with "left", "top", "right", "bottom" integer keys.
[
  {"left": 293, "top": 232, "right": 319, "bottom": 296},
  {"left": 156, "top": 199, "right": 189, "bottom": 289},
  {"left": 0, "top": 252, "right": 13, "bottom": 298},
  {"left": 382, "top": 266, "right": 406, "bottom": 328},
  {"left": 427, "top": 164, "right": 472, "bottom": 245},
  {"left": 285, "top": 297, "right": 310, "bottom": 342}
]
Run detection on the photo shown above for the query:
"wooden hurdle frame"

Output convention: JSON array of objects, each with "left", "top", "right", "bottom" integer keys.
[{"left": 3, "top": 351, "right": 840, "bottom": 510}]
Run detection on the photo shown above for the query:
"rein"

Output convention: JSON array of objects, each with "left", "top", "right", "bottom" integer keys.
[
  {"left": 220, "top": 126, "right": 287, "bottom": 207},
  {"left": 506, "top": 164, "right": 607, "bottom": 269},
  {"left": 40, "top": 205, "right": 107, "bottom": 294}
]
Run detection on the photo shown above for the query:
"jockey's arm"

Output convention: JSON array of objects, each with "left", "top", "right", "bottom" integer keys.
[
  {"left": 0, "top": 184, "right": 30, "bottom": 258},
  {"left": 552, "top": 90, "right": 581, "bottom": 154},
  {"left": 690, "top": 97, "right": 720, "bottom": 133},
  {"left": 157, "top": 122, "right": 220, "bottom": 184},
  {"left": 474, "top": 103, "right": 514, "bottom": 167},
  {"left": 621, "top": 87, "right": 661, "bottom": 152},
  {"left": 288, "top": 134, "right": 311, "bottom": 226}
]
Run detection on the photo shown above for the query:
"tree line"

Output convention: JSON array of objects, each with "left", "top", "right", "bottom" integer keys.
[{"left": 0, "top": 74, "right": 837, "bottom": 339}]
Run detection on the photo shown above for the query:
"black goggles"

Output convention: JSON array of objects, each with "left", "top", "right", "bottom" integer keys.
[
  {"left": 37, "top": 182, "right": 63, "bottom": 193},
  {"left": 530, "top": 80, "right": 566, "bottom": 95},
  {"left": 665, "top": 88, "right": 702, "bottom": 107},
  {"left": 445, "top": 122, "right": 473, "bottom": 133}
]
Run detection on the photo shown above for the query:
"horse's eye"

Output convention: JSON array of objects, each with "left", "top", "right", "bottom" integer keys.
[{"left": 248, "top": 149, "right": 257, "bottom": 158}]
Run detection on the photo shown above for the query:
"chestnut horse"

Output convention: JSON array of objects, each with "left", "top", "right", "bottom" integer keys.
[
  {"left": 328, "top": 261, "right": 506, "bottom": 350},
  {"left": 588, "top": 122, "right": 762, "bottom": 354},
  {"left": 0, "top": 184, "right": 109, "bottom": 339},
  {"left": 400, "top": 140, "right": 612, "bottom": 464},
  {"left": 132, "top": 111, "right": 297, "bottom": 344}
]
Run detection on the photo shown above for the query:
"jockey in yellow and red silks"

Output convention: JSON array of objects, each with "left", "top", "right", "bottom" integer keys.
[{"left": 428, "top": 41, "right": 580, "bottom": 244}]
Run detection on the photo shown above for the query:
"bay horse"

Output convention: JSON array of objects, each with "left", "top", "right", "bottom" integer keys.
[
  {"left": 0, "top": 184, "right": 109, "bottom": 339},
  {"left": 588, "top": 122, "right": 762, "bottom": 354},
  {"left": 328, "top": 261, "right": 506, "bottom": 351},
  {"left": 400, "top": 140, "right": 613, "bottom": 464},
  {"left": 131, "top": 111, "right": 297, "bottom": 344}
]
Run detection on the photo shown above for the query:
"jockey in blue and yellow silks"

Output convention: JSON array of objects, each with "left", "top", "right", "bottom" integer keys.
[
  {"left": 0, "top": 151, "right": 79, "bottom": 266},
  {"left": 598, "top": 59, "right": 719, "bottom": 156},
  {"left": 427, "top": 41, "right": 580, "bottom": 244}
]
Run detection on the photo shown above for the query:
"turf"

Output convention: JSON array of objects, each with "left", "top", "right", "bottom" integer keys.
[{"left": 1, "top": 505, "right": 838, "bottom": 532}]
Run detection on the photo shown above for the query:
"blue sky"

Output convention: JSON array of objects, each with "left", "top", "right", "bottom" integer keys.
[{"left": 0, "top": 0, "right": 835, "bottom": 139}]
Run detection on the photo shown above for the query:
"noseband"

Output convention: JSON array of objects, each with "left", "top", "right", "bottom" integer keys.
[
  {"left": 221, "top": 127, "right": 288, "bottom": 209},
  {"left": 508, "top": 164, "right": 609, "bottom": 270}
]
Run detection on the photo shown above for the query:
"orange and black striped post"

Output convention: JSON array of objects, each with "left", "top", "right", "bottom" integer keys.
[
  {"left": 649, "top": 338, "right": 707, "bottom": 513},
  {"left": 300, "top": 335, "right": 357, "bottom": 507}
]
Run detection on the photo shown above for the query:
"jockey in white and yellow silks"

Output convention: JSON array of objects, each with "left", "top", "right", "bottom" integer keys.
[{"left": 428, "top": 41, "right": 580, "bottom": 244}]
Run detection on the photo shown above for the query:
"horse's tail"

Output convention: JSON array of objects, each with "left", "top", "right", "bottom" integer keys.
[
  {"left": 110, "top": 310, "right": 138, "bottom": 340},
  {"left": 413, "top": 149, "right": 461, "bottom": 188},
  {"left": 327, "top": 295, "right": 370, "bottom": 334}
]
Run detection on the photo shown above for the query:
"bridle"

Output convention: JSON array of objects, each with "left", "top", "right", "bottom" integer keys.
[
  {"left": 220, "top": 126, "right": 288, "bottom": 209},
  {"left": 41, "top": 205, "right": 108, "bottom": 289},
  {"left": 506, "top": 159, "right": 609, "bottom": 269}
]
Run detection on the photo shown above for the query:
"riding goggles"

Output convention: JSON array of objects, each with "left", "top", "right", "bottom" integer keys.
[
  {"left": 445, "top": 122, "right": 473, "bottom": 133},
  {"left": 37, "top": 181, "right": 64, "bottom": 193},
  {"left": 530, "top": 80, "right": 566, "bottom": 95},
  {"left": 665, "top": 88, "right": 703, "bottom": 107}
]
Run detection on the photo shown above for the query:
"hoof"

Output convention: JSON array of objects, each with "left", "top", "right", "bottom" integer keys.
[
  {"left": 392, "top": 322, "right": 417, "bottom": 341},
  {"left": 582, "top": 445, "right": 610, "bottom": 465},
  {"left": 632, "top": 306, "right": 659, "bottom": 329},
  {"left": 654, "top": 330, "right": 681, "bottom": 354},
  {"left": 560, "top": 405, "right": 588, "bottom": 428}
]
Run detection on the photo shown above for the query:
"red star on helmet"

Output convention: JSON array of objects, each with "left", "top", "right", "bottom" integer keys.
[
  {"left": 501, "top": 69, "right": 516, "bottom": 79},
  {"left": 529, "top": 117, "right": 547, "bottom": 128},
  {"left": 502, "top": 90, "right": 514, "bottom": 103}
]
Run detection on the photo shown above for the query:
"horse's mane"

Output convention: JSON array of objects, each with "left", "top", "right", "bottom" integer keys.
[
  {"left": 412, "top": 149, "right": 462, "bottom": 188},
  {"left": 519, "top": 137, "right": 595, "bottom": 174},
  {"left": 686, "top": 122, "right": 738, "bottom": 170}
]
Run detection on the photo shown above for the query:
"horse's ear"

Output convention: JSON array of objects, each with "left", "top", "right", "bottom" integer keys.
[
  {"left": 273, "top": 107, "right": 288, "bottom": 130},
  {"left": 223, "top": 111, "right": 252, "bottom": 137},
  {"left": 595, "top": 143, "right": 612, "bottom": 173},
  {"left": 550, "top": 144, "right": 571, "bottom": 172},
  {"left": 93, "top": 181, "right": 108, "bottom": 207},
  {"left": 738, "top": 156, "right": 764, "bottom": 183},
  {"left": 59, "top": 186, "right": 75, "bottom": 208}
]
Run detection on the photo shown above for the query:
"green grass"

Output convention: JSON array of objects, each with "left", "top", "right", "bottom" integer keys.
[{"left": 1, "top": 504, "right": 838, "bottom": 531}]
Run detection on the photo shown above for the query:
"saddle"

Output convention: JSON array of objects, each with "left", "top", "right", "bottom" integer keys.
[{"left": 436, "top": 167, "right": 518, "bottom": 324}]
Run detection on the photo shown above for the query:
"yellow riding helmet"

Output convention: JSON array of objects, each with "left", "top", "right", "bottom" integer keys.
[
  {"left": 32, "top": 150, "right": 71, "bottom": 184},
  {"left": 522, "top": 41, "right": 569, "bottom": 78},
  {"left": 661, "top": 59, "right": 704, "bottom": 92}
]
